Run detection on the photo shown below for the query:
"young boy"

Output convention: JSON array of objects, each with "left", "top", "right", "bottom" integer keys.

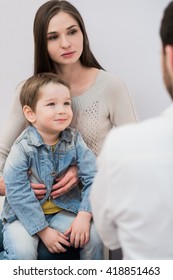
[{"left": 2, "top": 73, "right": 103, "bottom": 260}]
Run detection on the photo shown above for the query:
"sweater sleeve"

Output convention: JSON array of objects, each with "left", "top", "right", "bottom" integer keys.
[
  {"left": 0, "top": 82, "right": 27, "bottom": 176},
  {"left": 105, "top": 76, "right": 138, "bottom": 126}
]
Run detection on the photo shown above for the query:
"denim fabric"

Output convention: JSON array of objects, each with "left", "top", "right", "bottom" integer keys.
[
  {"left": 37, "top": 241, "right": 80, "bottom": 260},
  {"left": 0, "top": 251, "right": 4, "bottom": 260},
  {"left": 3, "top": 210, "right": 103, "bottom": 260},
  {"left": 2, "top": 126, "right": 97, "bottom": 236},
  {"left": 0, "top": 219, "right": 3, "bottom": 252},
  {"left": 0, "top": 218, "right": 80, "bottom": 260}
]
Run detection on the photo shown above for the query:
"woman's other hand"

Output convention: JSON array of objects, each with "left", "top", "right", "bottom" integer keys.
[
  {"left": 30, "top": 183, "right": 47, "bottom": 200},
  {"left": 28, "top": 169, "right": 46, "bottom": 200},
  {"left": 0, "top": 176, "right": 6, "bottom": 196},
  {"left": 50, "top": 166, "right": 78, "bottom": 199},
  {"left": 0, "top": 175, "right": 46, "bottom": 199}
]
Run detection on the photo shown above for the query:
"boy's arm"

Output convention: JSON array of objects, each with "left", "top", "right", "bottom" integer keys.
[
  {"left": 63, "top": 131, "right": 96, "bottom": 248},
  {"left": 3, "top": 143, "right": 48, "bottom": 236},
  {"left": 75, "top": 131, "right": 97, "bottom": 213}
]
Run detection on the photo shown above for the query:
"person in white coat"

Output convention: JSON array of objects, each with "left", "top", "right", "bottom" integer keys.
[{"left": 90, "top": 0, "right": 173, "bottom": 260}]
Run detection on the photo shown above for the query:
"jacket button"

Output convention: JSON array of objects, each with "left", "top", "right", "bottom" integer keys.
[{"left": 51, "top": 171, "right": 57, "bottom": 177}]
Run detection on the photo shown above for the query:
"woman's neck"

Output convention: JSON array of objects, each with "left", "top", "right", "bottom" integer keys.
[
  {"left": 55, "top": 63, "right": 99, "bottom": 97},
  {"left": 55, "top": 61, "right": 84, "bottom": 83}
]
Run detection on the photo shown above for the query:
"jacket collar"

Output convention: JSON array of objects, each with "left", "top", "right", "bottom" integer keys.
[{"left": 26, "top": 126, "right": 73, "bottom": 147}]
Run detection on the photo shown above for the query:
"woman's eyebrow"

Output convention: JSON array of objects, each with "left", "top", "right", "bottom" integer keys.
[
  {"left": 67, "top": 24, "right": 79, "bottom": 30},
  {"left": 47, "top": 24, "right": 79, "bottom": 35}
]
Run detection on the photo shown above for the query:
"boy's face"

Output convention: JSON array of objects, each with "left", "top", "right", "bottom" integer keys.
[{"left": 32, "top": 82, "right": 73, "bottom": 139}]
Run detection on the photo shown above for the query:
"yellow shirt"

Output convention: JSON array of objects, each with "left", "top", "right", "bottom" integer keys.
[{"left": 42, "top": 199, "right": 62, "bottom": 214}]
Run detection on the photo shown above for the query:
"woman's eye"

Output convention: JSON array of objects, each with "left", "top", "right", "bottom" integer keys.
[
  {"left": 47, "top": 35, "right": 58, "bottom": 41},
  {"left": 68, "top": 29, "right": 77, "bottom": 36}
]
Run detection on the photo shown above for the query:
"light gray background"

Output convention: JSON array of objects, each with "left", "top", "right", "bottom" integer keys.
[{"left": 0, "top": 0, "right": 172, "bottom": 131}]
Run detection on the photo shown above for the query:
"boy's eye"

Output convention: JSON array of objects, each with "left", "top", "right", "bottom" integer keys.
[
  {"left": 47, "top": 102, "right": 55, "bottom": 106},
  {"left": 64, "top": 102, "right": 71, "bottom": 106}
]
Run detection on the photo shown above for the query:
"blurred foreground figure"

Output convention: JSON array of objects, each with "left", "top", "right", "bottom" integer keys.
[{"left": 90, "top": 1, "right": 173, "bottom": 260}]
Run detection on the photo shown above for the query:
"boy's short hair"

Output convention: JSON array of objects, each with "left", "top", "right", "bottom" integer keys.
[{"left": 20, "top": 73, "right": 70, "bottom": 111}]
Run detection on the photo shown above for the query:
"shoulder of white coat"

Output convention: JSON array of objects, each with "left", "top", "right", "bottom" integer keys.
[{"left": 101, "top": 113, "right": 172, "bottom": 159}]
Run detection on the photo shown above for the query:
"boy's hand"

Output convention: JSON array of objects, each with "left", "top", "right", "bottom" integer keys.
[
  {"left": 64, "top": 211, "right": 92, "bottom": 248},
  {"left": 37, "top": 227, "right": 70, "bottom": 253}
]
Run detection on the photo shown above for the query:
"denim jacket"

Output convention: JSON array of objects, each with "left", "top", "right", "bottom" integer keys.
[{"left": 2, "top": 126, "right": 96, "bottom": 236}]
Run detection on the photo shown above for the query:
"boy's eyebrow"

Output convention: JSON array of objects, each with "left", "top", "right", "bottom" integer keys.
[
  {"left": 64, "top": 97, "right": 72, "bottom": 101},
  {"left": 44, "top": 97, "right": 72, "bottom": 101}
]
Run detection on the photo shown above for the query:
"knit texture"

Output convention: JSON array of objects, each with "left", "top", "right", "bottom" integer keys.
[{"left": 71, "top": 70, "right": 137, "bottom": 156}]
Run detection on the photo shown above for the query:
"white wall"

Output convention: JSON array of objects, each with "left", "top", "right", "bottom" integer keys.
[{"left": 0, "top": 0, "right": 172, "bottom": 131}]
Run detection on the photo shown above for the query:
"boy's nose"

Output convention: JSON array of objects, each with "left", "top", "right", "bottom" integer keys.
[{"left": 57, "top": 105, "right": 65, "bottom": 114}]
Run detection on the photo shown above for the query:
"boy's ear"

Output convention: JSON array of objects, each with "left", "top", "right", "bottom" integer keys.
[
  {"left": 165, "top": 45, "right": 173, "bottom": 75},
  {"left": 23, "top": 105, "right": 36, "bottom": 124}
]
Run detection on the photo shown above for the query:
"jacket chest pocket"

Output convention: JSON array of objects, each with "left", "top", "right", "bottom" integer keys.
[{"left": 57, "top": 151, "right": 77, "bottom": 175}]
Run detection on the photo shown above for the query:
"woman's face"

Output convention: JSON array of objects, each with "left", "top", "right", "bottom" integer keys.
[{"left": 47, "top": 11, "right": 83, "bottom": 68}]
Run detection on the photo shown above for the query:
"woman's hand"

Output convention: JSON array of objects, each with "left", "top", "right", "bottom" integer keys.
[
  {"left": 50, "top": 166, "right": 79, "bottom": 199},
  {"left": 28, "top": 170, "right": 46, "bottom": 200},
  {"left": 0, "top": 176, "right": 47, "bottom": 199},
  {"left": 0, "top": 176, "right": 6, "bottom": 196},
  {"left": 30, "top": 166, "right": 78, "bottom": 200},
  {"left": 30, "top": 182, "right": 47, "bottom": 200}
]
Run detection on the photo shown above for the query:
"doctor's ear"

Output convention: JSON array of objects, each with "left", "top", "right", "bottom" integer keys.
[
  {"left": 23, "top": 105, "right": 36, "bottom": 124},
  {"left": 164, "top": 45, "right": 173, "bottom": 73}
]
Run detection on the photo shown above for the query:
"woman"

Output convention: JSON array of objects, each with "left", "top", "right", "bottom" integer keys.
[{"left": 0, "top": 0, "right": 137, "bottom": 259}]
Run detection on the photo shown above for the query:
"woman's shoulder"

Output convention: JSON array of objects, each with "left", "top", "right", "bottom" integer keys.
[
  {"left": 96, "top": 70, "right": 129, "bottom": 97},
  {"left": 15, "top": 80, "right": 26, "bottom": 98},
  {"left": 98, "top": 70, "right": 126, "bottom": 86}
]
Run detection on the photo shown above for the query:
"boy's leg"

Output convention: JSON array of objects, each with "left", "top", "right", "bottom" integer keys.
[
  {"left": 48, "top": 210, "right": 75, "bottom": 233},
  {"left": 44, "top": 210, "right": 79, "bottom": 259},
  {"left": 48, "top": 211, "right": 103, "bottom": 260},
  {"left": 38, "top": 239, "right": 80, "bottom": 260},
  {"left": 3, "top": 220, "right": 39, "bottom": 260},
  {"left": 0, "top": 219, "right": 5, "bottom": 259},
  {"left": 80, "top": 221, "right": 103, "bottom": 260},
  {"left": 0, "top": 219, "right": 3, "bottom": 252}
]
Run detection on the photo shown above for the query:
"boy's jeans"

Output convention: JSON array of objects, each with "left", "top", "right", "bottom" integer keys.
[
  {"left": 0, "top": 220, "right": 4, "bottom": 260},
  {"left": 3, "top": 210, "right": 103, "bottom": 260},
  {"left": 0, "top": 220, "right": 3, "bottom": 251}
]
